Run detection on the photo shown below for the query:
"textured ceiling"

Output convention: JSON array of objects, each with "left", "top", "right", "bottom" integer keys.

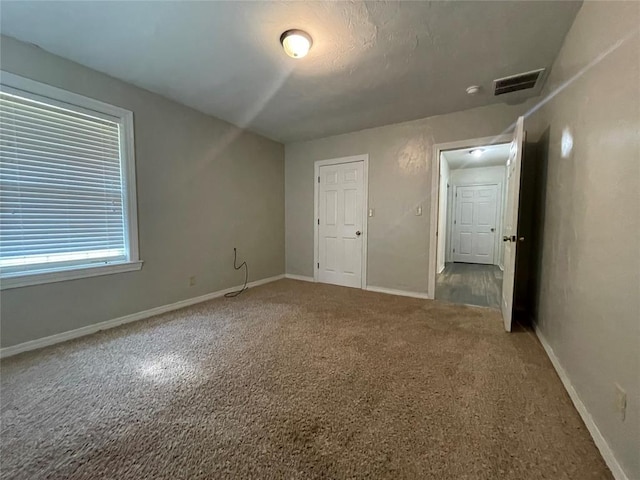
[
  {"left": 0, "top": 1, "right": 582, "bottom": 143},
  {"left": 442, "top": 143, "right": 510, "bottom": 170}
]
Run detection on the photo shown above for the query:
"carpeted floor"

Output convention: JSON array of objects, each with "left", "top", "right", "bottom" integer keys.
[{"left": 0, "top": 279, "right": 611, "bottom": 479}]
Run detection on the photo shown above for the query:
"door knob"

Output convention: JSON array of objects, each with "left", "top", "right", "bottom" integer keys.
[
  {"left": 355, "top": 231, "right": 362, "bottom": 236},
  {"left": 503, "top": 236, "right": 510, "bottom": 242},
  {"left": 490, "top": 228, "right": 495, "bottom": 232}
]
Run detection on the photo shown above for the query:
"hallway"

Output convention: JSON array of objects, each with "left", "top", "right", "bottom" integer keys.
[{"left": 436, "top": 263, "right": 503, "bottom": 309}]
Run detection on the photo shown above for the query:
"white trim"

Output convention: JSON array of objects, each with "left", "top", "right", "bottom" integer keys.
[
  {"left": 313, "top": 154, "right": 369, "bottom": 288},
  {"left": 120, "top": 108, "right": 140, "bottom": 266},
  {"left": 0, "top": 71, "right": 141, "bottom": 286},
  {"left": 1, "top": 260, "right": 143, "bottom": 290},
  {"left": 285, "top": 273, "right": 315, "bottom": 282},
  {"left": 0, "top": 274, "right": 285, "bottom": 359},
  {"left": 0, "top": 71, "right": 133, "bottom": 119},
  {"left": 428, "top": 134, "right": 512, "bottom": 299},
  {"left": 365, "top": 285, "right": 430, "bottom": 300},
  {"left": 535, "top": 325, "right": 630, "bottom": 480}
]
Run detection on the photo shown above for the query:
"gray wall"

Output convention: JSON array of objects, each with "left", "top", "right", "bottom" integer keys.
[
  {"left": 0, "top": 36, "right": 285, "bottom": 348},
  {"left": 285, "top": 100, "right": 535, "bottom": 292},
  {"left": 528, "top": 2, "right": 640, "bottom": 478}
]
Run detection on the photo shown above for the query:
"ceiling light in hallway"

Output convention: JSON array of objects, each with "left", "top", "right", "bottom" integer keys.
[
  {"left": 470, "top": 148, "right": 485, "bottom": 157},
  {"left": 466, "top": 85, "right": 481, "bottom": 95}
]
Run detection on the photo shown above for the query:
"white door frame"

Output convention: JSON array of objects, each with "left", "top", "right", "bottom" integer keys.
[
  {"left": 314, "top": 154, "right": 369, "bottom": 287},
  {"left": 428, "top": 134, "right": 512, "bottom": 299},
  {"left": 450, "top": 182, "right": 501, "bottom": 265}
]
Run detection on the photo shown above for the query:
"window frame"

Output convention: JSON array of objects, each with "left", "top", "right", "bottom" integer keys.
[{"left": 0, "top": 71, "right": 142, "bottom": 290}]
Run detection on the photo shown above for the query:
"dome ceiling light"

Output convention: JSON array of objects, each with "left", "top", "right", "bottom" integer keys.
[{"left": 280, "top": 29, "right": 313, "bottom": 59}]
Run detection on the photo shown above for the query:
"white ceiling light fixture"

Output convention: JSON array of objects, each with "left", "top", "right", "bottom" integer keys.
[
  {"left": 280, "top": 29, "right": 313, "bottom": 59},
  {"left": 469, "top": 148, "right": 484, "bottom": 157},
  {"left": 466, "top": 85, "right": 481, "bottom": 95}
]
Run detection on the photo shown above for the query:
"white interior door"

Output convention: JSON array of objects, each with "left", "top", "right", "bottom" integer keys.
[
  {"left": 452, "top": 184, "right": 498, "bottom": 265},
  {"left": 501, "top": 116, "right": 526, "bottom": 332},
  {"left": 318, "top": 161, "right": 364, "bottom": 288}
]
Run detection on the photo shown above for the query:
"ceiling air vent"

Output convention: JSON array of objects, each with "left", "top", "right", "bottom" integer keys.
[{"left": 493, "top": 68, "right": 545, "bottom": 96}]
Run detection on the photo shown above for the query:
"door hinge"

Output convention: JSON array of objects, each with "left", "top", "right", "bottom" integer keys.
[
  {"left": 317, "top": 262, "right": 319, "bottom": 268},
  {"left": 454, "top": 220, "right": 456, "bottom": 224},
  {"left": 453, "top": 248, "right": 456, "bottom": 253},
  {"left": 317, "top": 218, "right": 320, "bottom": 225},
  {"left": 318, "top": 176, "right": 320, "bottom": 183}
]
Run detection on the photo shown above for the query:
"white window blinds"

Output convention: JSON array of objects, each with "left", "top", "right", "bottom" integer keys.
[{"left": 0, "top": 90, "right": 128, "bottom": 274}]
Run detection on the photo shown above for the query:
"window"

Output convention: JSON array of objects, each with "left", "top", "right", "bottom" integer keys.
[{"left": 0, "top": 72, "right": 141, "bottom": 289}]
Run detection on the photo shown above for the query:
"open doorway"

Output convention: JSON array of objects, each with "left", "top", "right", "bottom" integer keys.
[
  {"left": 428, "top": 118, "right": 526, "bottom": 330},
  {"left": 435, "top": 141, "right": 511, "bottom": 309}
]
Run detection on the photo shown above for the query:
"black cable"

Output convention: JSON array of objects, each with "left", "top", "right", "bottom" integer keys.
[{"left": 224, "top": 248, "right": 248, "bottom": 298}]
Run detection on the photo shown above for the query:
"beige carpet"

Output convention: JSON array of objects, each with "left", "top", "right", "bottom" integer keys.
[{"left": 1, "top": 279, "right": 611, "bottom": 479}]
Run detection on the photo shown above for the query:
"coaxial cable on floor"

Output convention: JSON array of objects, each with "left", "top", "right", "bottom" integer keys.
[{"left": 224, "top": 248, "right": 248, "bottom": 298}]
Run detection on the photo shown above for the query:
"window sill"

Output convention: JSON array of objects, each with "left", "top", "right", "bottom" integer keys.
[{"left": 0, "top": 260, "right": 143, "bottom": 290}]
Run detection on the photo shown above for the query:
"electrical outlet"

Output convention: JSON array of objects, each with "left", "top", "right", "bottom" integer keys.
[
  {"left": 614, "top": 383, "right": 627, "bottom": 421},
  {"left": 189, "top": 275, "right": 196, "bottom": 287}
]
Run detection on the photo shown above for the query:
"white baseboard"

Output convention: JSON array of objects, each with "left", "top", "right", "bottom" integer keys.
[
  {"left": 284, "top": 277, "right": 430, "bottom": 302},
  {"left": 284, "top": 274, "right": 315, "bottom": 282},
  {"left": 365, "top": 285, "right": 432, "bottom": 300},
  {"left": 534, "top": 325, "right": 629, "bottom": 480},
  {"left": 284, "top": 278, "right": 432, "bottom": 301},
  {"left": 0, "top": 274, "right": 285, "bottom": 359}
]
